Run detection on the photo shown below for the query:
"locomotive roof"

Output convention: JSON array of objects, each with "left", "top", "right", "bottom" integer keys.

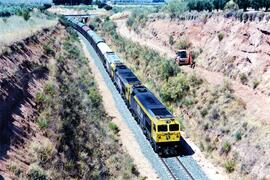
[
  {"left": 117, "top": 69, "right": 140, "bottom": 85},
  {"left": 90, "top": 32, "right": 104, "bottom": 44},
  {"left": 82, "top": 25, "right": 90, "bottom": 31},
  {"left": 78, "top": 22, "right": 85, "bottom": 28},
  {"left": 87, "top": 30, "right": 96, "bottom": 37},
  {"left": 97, "top": 42, "right": 113, "bottom": 54},
  {"left": 115, "top": 64, "right": 128, "bottom": 71},
  {"left": 104, "top": 52, "right": 122, "bottom": 64},
  {"left": 70, "top": 18, "right": 78, "bottom": 23},
  {"left": 134, "top": 86, "right": 173, "bottom": 119}
]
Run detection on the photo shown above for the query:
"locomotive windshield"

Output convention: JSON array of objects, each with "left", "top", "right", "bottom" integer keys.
[
  {"left": 169, "top": 124, "right": 179, "bottom": 131},
  {"left": 158, "top": 125, "right": 167, "bottom": 132}
]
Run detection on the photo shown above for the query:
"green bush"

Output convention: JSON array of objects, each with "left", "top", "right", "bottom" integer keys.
[
  {"left": 191, "top": 48, "right": 201, "bottom": 60},
  {"left": 240, "top": 73, "right": 248, "bottom": 85},
  {"left": 35, "top": 92, "right": 47, "bottom": 104},
  {"left": 163, "top": 0, "right": 187, "bottom": 18},
  {"left": 88, "top": 87, "right": 102, "bottom": 107},
  {"left": 27, "top": 164, "right": 48, "bottom": 180},
  {"left": 224, "top": 0, "right": 239, "bottom": 10},
  {"left": 44, "top": 83, "right": 56, "bottom": 95},
  {"left": 200, "top": 108, "right": 208, "bottom": 117},
  {"left": 252, "top": 80, "right": 260, "bottom": 89},
  {"left": 222, "top": 141, "right": 231, "bottom": 154},
  {"left": 218, "top": 33, "right": 224, "bottom": 41},
  {"left": 161, "top": 60, "right": 179, "bottom": 81},
  {"left": 224, "top": 160, "right": 235, "bottom": 173},
  {"left": 109, "top": 122, "right": 119, "bottom": 134},
  {"left": 235, "top": 131, "right": 242, "bottom": 141},
  {"left": 169, "top": 35, "right": 175, "bottom": 46},
  {"left": 30, "top": 140, "right": 54, "bottom": 164},
  {"left": 242, "top": 13, "right": 249, "bottom": 22},
  {"left": 235, "top": 0, "right": 250, "bottom": 11},
  {"left": 22, "top": 10, "right": 31, "bottom": 21},
  {"left": 7, "top": 162, "right": 22, "bottom": 177},
  {"left": 15, "top": 8, "right": 31, "bottom": 21},
  {"left": 213, "top": 0, "right": 230, "bottom": 10},
  {"left": 209, "top": 107, "right": 220, "bottom": 120},
  {"left": 126, "top": 17, "right": 135, "bottom": 27},
  {"left": 127, "top": 9, "right": 150, "bottom": 31},
  {"left": 160, "top": 74, "right": 190, "bottom": 103},
  {"left": 43, "top": 44, "right": 54, "bottom": 56},
  {"left": 188, "top": 74, "right": 203, "bottom": 87},
  {"left": 36, "top": 117, "right": 49, "bottom": 130},
  {"left": 187, "top": 0, "right": 214, "bottom": 11}
]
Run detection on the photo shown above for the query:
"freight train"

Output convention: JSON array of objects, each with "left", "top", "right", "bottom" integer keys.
[{"left": 66, "top": 17, "right": 181, "bottom": 155}]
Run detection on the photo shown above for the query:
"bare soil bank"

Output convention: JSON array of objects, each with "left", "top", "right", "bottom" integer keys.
[{"left": 0, "top": 24, "right": 64, "bottom": 178}]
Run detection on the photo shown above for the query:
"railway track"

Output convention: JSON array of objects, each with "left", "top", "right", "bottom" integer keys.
[
  {"left": 77, "top": 28, "right": 208, "bottom": 180},
  {"left": 176, "top": 157, "right": 195, "bottom": 180},
  {"left": 161, "top": 157, "right": 195, "bottom": 180}
]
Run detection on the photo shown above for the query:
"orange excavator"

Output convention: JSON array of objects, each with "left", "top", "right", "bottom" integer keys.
[{"left": 175, "top": 50, "right": 195, "bottom": 68}]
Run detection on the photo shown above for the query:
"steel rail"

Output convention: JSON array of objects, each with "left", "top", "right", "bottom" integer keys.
[
  {"left": 176, "top": 157, "right": 195, "bottom": 180},
  {"left": 160, "top": 158, "right": 177, "bottom": 180}
]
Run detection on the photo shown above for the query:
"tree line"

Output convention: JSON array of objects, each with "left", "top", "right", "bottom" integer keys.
[
  {"left": 53, "top": 0, "right": 92, "bottom": 5},
  {"left": 186, "top": 0, "right": 270, "bottom": 12}
]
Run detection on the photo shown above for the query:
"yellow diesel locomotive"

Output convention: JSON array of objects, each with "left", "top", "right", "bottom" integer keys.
[{"left": 67, "top": 17, "right": 181, "bottom": 155}]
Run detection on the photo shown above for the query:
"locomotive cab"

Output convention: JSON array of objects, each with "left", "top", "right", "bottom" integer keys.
[
  {"left": 130, "top": 85, "right": 181, "bottom": 155},
  {"left": 151, "top": 115, "right": 181, "bottom": 154}
]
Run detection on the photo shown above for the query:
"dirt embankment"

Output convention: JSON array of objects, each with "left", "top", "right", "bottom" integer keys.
[
  {"left": 139, "top": 17, "right": 270, "bottom": 96},
  {"left": 0, "top": 24, "right": 65, "bottom": 178},
  {"left": 115, "top": 18, "right": 270, "bottom": 125},
  {"left": 114, "top": 18, "right": 270, "bottom": 179}
]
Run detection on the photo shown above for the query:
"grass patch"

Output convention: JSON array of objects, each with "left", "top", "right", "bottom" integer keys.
[
  {"left": 109, "top": 122, "right": 120, "bottom": 134},
  {"left": 224, "top": 160, "right": 236, "bottom": 173},
  {"left": 240, "top": 73, "right": 248, "bottom": 85},
  {"left": 27, "top": 164, "right": 48, "bottom": 180},
  {"left": 30, "top": 139, "right": 55, "bottom": 164},
  {"left": 221, "top": 141, "right": 231, "bottom": 155},
  {"left": 35, "top": 92, "right": 47, "bottom": 104},
  {"left": 7, "top": 162, "right": 23, "bottom": 177},
  {"left": 0, "top": 14, "right": 57, "bottom": 48},
  {"left": 252, "top": 80, "right": 260, "bottom": 89},
  {"left": 36, "top": 117, "right": 49, "bottom": 130},
  {"left": 30, "top": 27, "right": 138, "bottom": 179}
]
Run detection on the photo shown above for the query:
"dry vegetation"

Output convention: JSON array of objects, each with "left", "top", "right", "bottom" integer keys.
[
  {"left": 0, "top": 19, "right": 139, "bottom": 179},
  {"left": 0, "top": 15, "right": 57, "bottom": 51},
  {"left": 126, "top": 8, "right": 270, "bottom": 97},
  {"left": 97, "top": 18, "right": 270, "bottom": 179}
]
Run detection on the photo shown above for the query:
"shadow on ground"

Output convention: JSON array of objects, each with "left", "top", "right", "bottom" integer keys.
[
  {"left": 0, "top": 65, "right": 48, "bottom": 161},
  {"left": 161, "top": 137, "right": 195, "bottom": 158}
]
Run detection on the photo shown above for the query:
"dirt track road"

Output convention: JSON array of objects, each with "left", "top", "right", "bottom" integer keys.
[{"left": 115, "top": 19, "right": 270, "bottom": 125}]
